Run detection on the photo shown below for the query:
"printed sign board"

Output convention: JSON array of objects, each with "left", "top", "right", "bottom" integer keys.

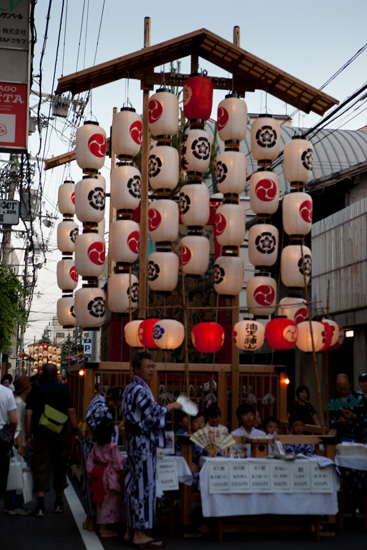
[{"left": 0, "top": 199, "right": 19, "bottom": 224}]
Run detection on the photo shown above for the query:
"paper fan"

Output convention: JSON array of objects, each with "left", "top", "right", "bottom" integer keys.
[{"left": 190, "top": 427, "right": 236, "bottom": 450}]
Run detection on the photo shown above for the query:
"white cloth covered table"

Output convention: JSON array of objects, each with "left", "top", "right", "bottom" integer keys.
[
  {"left": 156, "top": 455, "right": 193, "bottom": 496},
  {"left": 335, "top": 455, "right": 367, "bottom": 471}
]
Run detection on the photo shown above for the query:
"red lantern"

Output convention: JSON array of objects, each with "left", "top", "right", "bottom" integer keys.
[
  {"left": 329, "top": 325, "right": 344, "bottom": 351},
  {"left": 138, "top": 318, "right": 160, "bottom": 348},
  {"left": 265, "top": 318, "right": 298, "bottom": 350},
  {"left": 183, "top": 75, "right": 213, "bottom": 121},
  {"left": 191, "top": 322, "right": 224, "bottom": 353}
]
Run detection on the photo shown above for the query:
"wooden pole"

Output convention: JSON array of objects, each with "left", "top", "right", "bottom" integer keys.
[{"left": 108, "top": 107, "right": 117, "bottom": 278}]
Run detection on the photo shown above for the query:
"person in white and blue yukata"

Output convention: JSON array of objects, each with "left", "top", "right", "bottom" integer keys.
[{"left": 121, "top": 352, "right": 182, "bottom": 549}]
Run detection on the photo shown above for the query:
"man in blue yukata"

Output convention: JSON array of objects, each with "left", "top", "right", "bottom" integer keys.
[{"left": 121, "top": 352, "right": 181, "bottom": 549}]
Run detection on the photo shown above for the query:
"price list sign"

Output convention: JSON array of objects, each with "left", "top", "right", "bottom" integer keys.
[
  {"left": 208, "top": 462, "right": 230, "bottom": 494},
  {"left": 310, "top": 462, "right": 333, "bottom": 493},
  {"left": 270, "top": 461, "right": 292, "bottom": 492},
  {"left": 249, "top": 462, "right": 271, "bottom": 492},
  {"left": 291, "top": 462, "right": 311, "bottom": 493},
  {"left": 229, "top": 461, "right": 251, "bottom": 493},
  {"left": 156, "top": 458, "right": 178, "bottom": 491}
]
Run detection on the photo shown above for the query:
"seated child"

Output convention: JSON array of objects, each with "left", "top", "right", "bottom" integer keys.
[
  {"left": 175, "top": 410, "right": 189, "bottom": 435},
  {"left": 263, "top": 415, "right": 281, "bottom": 456},
  {"left": 205, "top": 403, "right": 228, "bottom": 434},
  {"left": 231, "top": 404, "right": 266, "bottom": 457},
  {"left": 285, "top": 414, "right": 316, "bottom": 457},
  {"left": 191, "top": 412, "right": 206, "bottom": 433},
  {"left": 191, "top": 412, "right": 207, "bottom": 465}
]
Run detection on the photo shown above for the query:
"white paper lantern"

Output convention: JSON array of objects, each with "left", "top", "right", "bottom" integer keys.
[
  {"left": 180, "top": 235, "right": 210, "bottom": 275},
  {"left": 57, "top": 220, "right": 79, "bottom": 253},
  {"left": 251, "top": 115, "right": 280, "bottom": 161},
  {"left": 57, "top": 259, "right": 78, "bottom": 291},
  {"left": 75, "top": 286, "right": 106, "bottom": 328},
  {"left": 249, "top": 170, "right": 280, "bottom": 215},
  {"left": 210, "top": 193, "right": 223, "bottom": 209},
  {"left": 58, "top": 180, "right": 75, "bottom": 216},
  {"left": 247, "top": 275, "right": 277, "bottom": 316},
  {"left": 110, "top": 163, "right": 141, "bottom": 212},
  {"left": 296, "top": 321, "right": 327, "bottom": 352},
  {"left": 283, "top": 192, "right": 313, "bottom": 236},
  {"left": 112, "top": 107, "right": 142, "bottom": 158},
  {"left": 124, "top": 320, "right": 143, "bottom": 347},
  {"left": 148, "top": 144, "right": 179, "bottom": 191},
  {"left": 75, "top": 233, "right": 106, "bottom": 278},
  {"left": 110, "top": 220, "right": 140, "bottom": 264},
  {"left": 248, "top": 224, "right": 279, "bottom": 267},
  {"left": 284, "top": 137, "right": 313, "bottom": 184},
  {"left": 57, "top": 296, "right": 76, "bottom": 328},
  {"left": 75, "top": 175, "right": 106, "bottom": 224},
  {"left": 278, "top": 297, "right": 308, "bottom": 324},
  {"left": 217, "top": 95, "right": 247, "bottom": 142},
  {"left": 233, "top": 319, "right": 265, "bottom": 351},
  {"left": 179, "top": 184, "right": 210, "bottom": 227},
  {"left": 107, "top": 273, "right": 139, "bottom": 313},
  {"left": 148, "top": 89, "right": 179, "bottom": 137},
  {"left": 215, "top": 204, "right": 246, "bottom": 247},
  {"left": 214, "top": 256, "right": 244, "bottom": 297},
  {"left": 29, "top": 346, "right": 34, "bottom": 356},
  {"left": 181, "top": 129, "right": 211, "bottom": 175},
  {"left": 148, "top": 251, "right": 179, "bottom": 291},
  {"left": 321, "top": 318, "right": 340, "bottom": 347},
  {"left": 148, "top": 199, "right": 179, "bottom": 242},
  {"left": 281, "top": 245, "right": 312, "bottom": 288},
  {"left": 153, "top": 319, "right": 185, "bottom": 350},
  {"left": 216, "top": 151, "right": 247, "bottom": 195},
  {"left": 76, "top": 121, "right": 106, "bottom": 170}
]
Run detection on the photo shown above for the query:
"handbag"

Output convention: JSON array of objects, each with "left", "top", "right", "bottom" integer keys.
[
  {"left": 6, "top": 448, "right": 24, "bottom": 491},
  {"left": 0, "top": 424, "right": 14, "bottom": 452},
  {"left": 22, "top": 467, "right": 34, "bottom": 504},
  {"left": 38, "top": 404, "right": 68, "bottom": 434}
]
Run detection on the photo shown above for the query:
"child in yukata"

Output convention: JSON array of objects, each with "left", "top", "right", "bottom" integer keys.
[
  {"left": 87, "top": 418, "right": 126, "bottom": 538},
  {"left": 285, "top": 414, "right": 316, "bottom": 457},
  {"left": 205, "top": 403, "right": 228, "bottom": 433},
  {"left": 263, "top": 416, "right": 281, "bottom": 456}
]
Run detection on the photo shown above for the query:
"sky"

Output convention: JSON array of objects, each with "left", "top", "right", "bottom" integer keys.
[{"left": 21, "top": 0, "right": 367, "bottom": 347}]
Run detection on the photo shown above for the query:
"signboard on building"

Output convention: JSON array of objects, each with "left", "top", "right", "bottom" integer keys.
[
  {"left": 0, "top": 199, "right": 19, "bottom": 224},
  {"left": 83, "top": 338, "right": 92, "bottom": 357}
]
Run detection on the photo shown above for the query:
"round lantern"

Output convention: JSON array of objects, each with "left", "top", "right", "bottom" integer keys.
[
  {"left": 179, "top": 235, "right": 210, "bottom": 275},
  {"left": 110, "top": 219, "right": 140, "bottom": 264},
  {"left": 191, "top": 322, "right": 224, "bottom": 353},
  {"left": 179, "top": 184, "right": 210, "bottom": 227},
  {"left": 329, "top": 325, "right": 344, "bottom": 351},
  {"left": 321, "top": 318, "right": 340, "bottom": 347},
  {"left": 76, "top": 121, "right": 106, "bottom": 171},
  {"left": 265, "top": 317, "right": 298, "bottom": 350},
  {"left": 296, "top": 321, "right": 329, "bottom": 352},
  {"left": 233, "top": 319, "right": 265, "bottom": 351},
  {"left": 278, "top": 297, "right": 308, "bottom": 324},
  {"left": 124, "top": 320, "right": 143, "bottom": 347},
  {"left": 148, "top": 144, "right": 179, "bottom": 191},
  {"left": 147, "top": 252, "right": 179, "bottom": 292},
  {"left": 138, "top": 318, "right": 160, "bottom": 348},
  {"left": 281, "top": 245, "right": 312, "bottom": 288},
  {"left": 148, "top": 199, "right": 179, "bottom": 242},
  {"left": 215, "top": 204, "right": 246, "bottom": 247},
  {"left": 217, "top": 95, "right": 247, "bottom": 142},
  {"left": 75, "top": 175, "right": 106, "bottom": 224},
  {"left": 110, "top": 164, "right": 141, "bottom": 212},
  {"left": 247, "top": 275, "right": 277, "bottom": 317},
  {"left": 210, "top": 193, "right": 223, "bottom": 209},
  {"left": 148, "top": 89, "right": 179, "bottom": 137},
  {"left": 58, "top": 180, "right": 75, "bottom": 216},
  {"left": 248, "top": 224, "right": 279, "bottom": 267},
  {"left": 29, "top": 346, "right": 34, "bottom": 356},
  {"left": 75, "top": 233, "right": 106, "bottom": 278},
  {"left": 112, "top": 107, "right": 142, "bottom": 158},
  {"left": 107, "top": 273, "right": 139, "bottom": 313},
  {"left": 57, "top": 259, "right": 78, "bottom": 291},
  {"left": 75, "top": 286, "right": 106, "bottom": 328},
  {"left": 249, "top": 170, "right": 280, "bottom": 215},
  {"left": 183, "top": 75, "right": 213, "bottom": 121},
  {"left": 216, "top": 151, "right": 247, "bottom": 195},
  {"left": 283, "top": 192, "right": 313, "bottom": 236},
  {"left": 57, "top": 220, "right": 79, "bottom": 253},
  {"left": 214, "top": 256, "right": 244, "bottom": 297},
  {"left": 152, "top": 320, "right": 185, "bottom": 350},
  {"left": 181, "top": 129, "right": 211, "bottom": 175},
  {"left": 319, "top": 321, "right": 333, "bottom": 352},
  {"left": 284, "top": 137, "right": 313, "bottom": 184},
  {"left": 57, "top": 296, "right": 76, "bottom": 328},
  {"left": 251, "top": 115, "right": 280, "bottom": 162}
]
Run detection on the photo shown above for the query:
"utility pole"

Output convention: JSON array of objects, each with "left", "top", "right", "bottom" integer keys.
[{"left": 1, "top": 154, "right": 18, "bottom": 265}]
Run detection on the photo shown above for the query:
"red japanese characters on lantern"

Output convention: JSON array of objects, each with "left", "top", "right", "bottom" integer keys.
[
  {"left": 183, "top": 75, "right": 213, "bottom": 121},
  {"left": 191, "top": 322, "right": 224, "bottom": 353},
  {"left": 138, "top": 318, "right": 160, "bottom": 348},
  {"left": 265, "top": 317, "right": 298, "bottom": 350},
  {"left": 233, "top": 320, "right": 265, "bottom": 351}
]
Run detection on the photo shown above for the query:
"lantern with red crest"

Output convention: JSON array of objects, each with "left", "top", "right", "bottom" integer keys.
[
  {"left": 265, "top": 317, "right": 298, "bottom": 350},
  {"left": 278, "top": 297, "right": 308, "bottom": 324},
  {"left": 112, "top": 107, "right": 142, "bottom": 159},
  {"left": 148, "top": 88, "right": 179, "bottom": 137},
  {"left": 110, "top": 163, "right": 141, "bottom": 212},
  {"left": 138, "top": 318, "right": 160, "bottom": 348},
  {"left": 183, "top": 75, "right": 213, "bottom": 122},
  {"left": 75, "top": 286, "right": 106, "bottom": 328},
  {"left": 58, "top": 180, "right": 75, "bottom": 216},
  {"left": 319, "top": 321, "right": 333, "bottom": 351},
  {"left": 329, "top": 325, "right": 344, "bottom": 351},
  {"left": 152, "top": 320, "right": 185, "bottom": 350},
  {"left": 233, "top": 320, "right": 265, "bottom": 351},
  {"left": 248, "top": 224, "right": 279, "bottom": 268},
  {"left": 57, "top": 259, "right": 78, "bottom": 292},
  {"left": 296, "top": 321, "right": 328, "bottom": 352},
  {"left": 191, "top": 322, "right": 224, "bottom": 353},
  {"left": 76, "top": 121, "right": 106, "bottom": 172},
  {"left": 217, "top": 95, "right": 247, "bottom": 143},
  {"left": 215, "top": 204, "right": 246, "bottom": 247},
  {"left": 283, "top": 192, "right": 313, "bottom": 236},
  {"left": 247, "top": 275, "right": 277, "bottom": 317},
  {"left": 148, "top": 200, "right": 179, "bottom": 242},
  {"left": 321, "top": 318, "right": 340, "bottom": 347},
  {"left": 107, "top": 273, "right": 139, "bottom": 313},
  {"left": 249, "top": 170, "right": 280, "bottom": 215},
  {"left": 124, "top": 320, "right": 143, "bottom": 347},
  {"left": 75, "top": 232, "right": 106, "bottom": 278},
  {"left": 110, "top": 219, "right": 140, "bottom": 264},
  {"left": 251, "top": 115, "right": 280, "bottom": 163},
  {"left": 179, "top": 235, "right": 209, "bottom": 275}
]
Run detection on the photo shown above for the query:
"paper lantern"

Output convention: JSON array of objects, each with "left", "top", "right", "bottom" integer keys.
[
  {"left": 57, "top": 296, "right": 76, "bottom": 328},
  {"left": 183, "top": 75, "right": 213, "bottom": 121},
  {"left": 249, "top": 170, "right": 280, "bottom": 215},
  {"left": 284, "top": 137, "right": 313, "bottom": 184},
  {"left": 248, "top": 224, "right": 279, "bottom": 267},
  {"left": 75, "top": 175, "right": 106, "bottom": 224},
  {"left": 247, "top": 275, "right": 277, "bottom": 317},
  {"left": 110, "top": 164, "right": 141, "bottom": 212},
  {"left": 191, "top": 322, "right": 224, "bottom": 353},
  {"left": 148, "top": 89, "right": 179, "bottom": 137},
  {"left": 321, "top": 318, "right": 340, "bottom": 347},
  {"left": 153, "top": 320, "right": 185, "bottom": 350},
  {"left": 319, "top": 322, "right": 333, "bottom": 352},
  {"left": 147, "top": 252, "right": 179, "bottom": 291},
  {"left": 251, "top": 115, "right": 280, "bottom": 162},
  {"left": 107, "top": 273, "right": 139, "bottom": 313},
  {"left": 233, "top": 320, "right": 265, "bottom": 351},
  {"left": 57, "top": 220, "right": 79, "bottom": 253},
  {"left": 179, "top": 235, "right": 210, "bottom": 275},
  {"left": 283, "top": 192, "right": 313, "bottom": 236},
  {"left": 216, "top": 151, "right": 247, "bottom": 195},
  {"left": 296, "top": 320, "right": 328, "bottom": 352},
  {"left": 215, "top": 204, "right": 246, "bottom": 247},
  {"left": 148, "top": 199, "right": 179, "bottom": 242},
  {"left": 278, "top": 297, "right": 308, "bottom": 324},
  {"left": 58, "top": 180, "right": 75, "bottom": 216},
  {"left": 110, "top": 219, "right": 140, "bottom": 264},
  {"left": 179, "top": 184, "right": 210, "bottom": 227},
  {"left": 281, "top": 245, "right": 312, "bottom": 288},
  {"left": 181, "top": 129, "right": 211, "bottom": 175},
  {"left": 217, "top": 95, "right": 247, "bottom": 142},
  {"left": 29, "top": 347, "right": 34, "bottom": 356},
  {"left": 210, "top": 193, "right": 223, "bottom": 209},
  {"left": 76, "top": 121, "right": 106, "bottom": 170},
  {"left": 75, "top": 233, "right": 106, "bottom": 278},
  {"left": 148, "top": 144, "right": 179, "bottom": 191},
  {"left": 214, "top": 256, "right": 244, "bottom": 297},
  {"left": 124, "top": 320, "right": 143, "bottom": 347},
  {"left": 56, "top": 259, "right": 78, "bottom": 291},
  {"left": 112, "top": 107, "right": 142, "bottom": 158},
  {"left": 329, "top": 325, "right": 344, "bottom": 351},
  {"left": 75, "top": 286, "right": 106, "bottom": 328},
  {"left": 265, "top": 317, "right": 298, "bottom": 350},
  {"left": 138, "top": 318, "right": 160, "bottom": 348}
]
